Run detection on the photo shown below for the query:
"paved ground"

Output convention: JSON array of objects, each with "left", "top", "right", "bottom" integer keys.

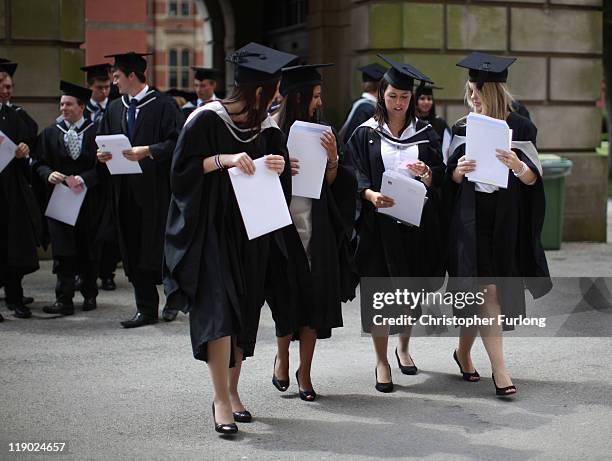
[{"left": 1, "top": 205, "right": 612, "bottom": 460}]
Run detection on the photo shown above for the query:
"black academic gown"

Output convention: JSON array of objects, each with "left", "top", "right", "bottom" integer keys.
[
  {"left": 33, "top": 119, "right": 103, "bottom": 262},
  {"left": 445, "top": 112, "right": 552, "bottom": 329},
  {"left": 10, "top": 104, "right": 38, "bottom": 145},
  {"left": 427, "top": 116, "right": 450, "bottom": 143},
  {"left": 164, "top": 106, "right": 291, "bottom": 362},
  {"left": 266, "top": 126, "right": 358, "bottom": 340},
  {"left": 84, "top": 100, "right": 106, "bottom": 124},
  {"left": 340, "top": 97, "right": 377, "bottom": 145},
  {"left": 97, "top": 89, "right": 181, "bottom": 282},
  {"left": 0, "top": 104, "right": 42, "bottom": 279},
  {"left": 347, "top": 119, "right": 445, "bottom": 332}
]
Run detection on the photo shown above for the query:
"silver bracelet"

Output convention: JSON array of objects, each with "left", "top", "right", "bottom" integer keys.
[{"left": 512, "top": 161, "right": 528, "bottom": 178}]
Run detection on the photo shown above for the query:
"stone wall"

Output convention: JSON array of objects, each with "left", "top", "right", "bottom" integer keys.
[
  {"left": 0, "top": 0, "right": 85, "bottom": 129},
  {"left": 308, "top": 0, "right": 604, "bottom": 241}
]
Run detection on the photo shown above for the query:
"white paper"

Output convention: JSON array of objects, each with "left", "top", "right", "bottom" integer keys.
[
  {"left": 95, "top": 134, "right": 143, "bottom": 175},
  {"left": 465, "top": 112, "right": 511, "bottom": 188},
  {"left": 44, "top": 183, "right": 87, "bottom": 226},
  {"left": 442, "top": 129, "right": 451, "bottom": 164},
  {"left": 287, "top": 121, "right": 332, "bottom": 199},
  {"left": 228, "top": 157, "right": 292, "bottom": 240},
  {"left": 378, "top": 170, "right": 427, "bottom": 227},
  {"left": 0, "top": 129, "right": 17, "bottom": 174}
]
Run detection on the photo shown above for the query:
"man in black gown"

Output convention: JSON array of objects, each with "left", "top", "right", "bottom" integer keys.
[
  {"left": 181, "top": 67, "right": 223, "bottom": 118},
  {"left": 339, "top": 63, "right": 386, "bottom": 144},
  {"left": 97, "top": 52, "right": 181, "bottom": 328},
  {"left": 35, "top": 82, "right": 102, "bottom": 315}
]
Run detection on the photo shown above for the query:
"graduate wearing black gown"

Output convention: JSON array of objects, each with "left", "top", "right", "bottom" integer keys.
[
  {"left": 415, "top": 83, "right": 451, "bottom": 161},
  {"left": 346, "top": 55, "right": 445, "bottom": 393},
  {"left": 445, "top": 52, "right": 552, "bottom": 397},
  {"left": 96, "top": 52, "right": 181, "bottom": 328},
  {"left": 164, "top": 43, "right": 296, "bottom": 435},
  {"left": 34, "top": 82, "right": 104, "bottom": 315},
  {"left": 266, "top": 63, "right": 357, "bottom": 401},
  {"left": 0, "top": 71, "right": 41, "bottom": 320},
  {"left": 339, "top": 63, "right": 386, "bottom": 145},
  {"left": 0, "top": 59, "right": 38, "bottom": 143}
]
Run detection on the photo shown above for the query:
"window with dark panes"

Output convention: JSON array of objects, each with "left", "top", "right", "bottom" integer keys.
[{"left": 168, "top": 0, "right": 178, "bottom": 16}]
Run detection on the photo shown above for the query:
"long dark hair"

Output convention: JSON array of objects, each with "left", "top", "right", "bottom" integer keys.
[
  {"left": 276, "top": 85, "right": 317, "bottom": 134},
  {"left": 373, "top": 78, "right": 416, "bottom": 134},
  {"left": 222, "top": 79, "right": 279, "bottom": 131},
  {"left": 415, "top": 86, "right": 436, "bottom": 121}
]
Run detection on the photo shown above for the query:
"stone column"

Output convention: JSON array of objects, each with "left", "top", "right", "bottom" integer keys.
[{"left": 0, "top": 0, "right": 85, "bottom": 129}]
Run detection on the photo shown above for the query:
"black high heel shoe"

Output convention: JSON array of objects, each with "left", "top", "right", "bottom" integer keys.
[
  {"left": 492, "top": 374, "right": 517, "bottom": 397},
  {"left": 212, "top": 402, "right": 238, "bottom": 435},
  {"left": 295, "top": 369, "right": 317, "bottom": 401},
  {"left": 272, "top": 356, "right": 289, "bottom": 392},
  {"left": 232, "top": 409, "right": 252, "bottom": 423},
  {"left": 453, "top": 350, "right": 480, "bottom": 382},
  {"left": 395, "top": 348, "right": 418, "bottom": 375},
  {"left": 375, "top": 364, "right": 394, "bottom": 393}
]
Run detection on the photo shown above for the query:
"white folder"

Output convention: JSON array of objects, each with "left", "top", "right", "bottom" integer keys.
[
  {"left": 228, "top": 157, "right": 292, "bottom": 240},
  {"left": 45, "top": 183, "right": 87, "bottom": 226},
  {"left": 95, "top": 134, "right": 143, "bottom": 175},
  {"left": 378, "top": 170, "right": 427, "bottom": 227},
  {"left": 465, "top": 112, "right": 511, "bottom": 188},
  {"left": 287, "top": 121, "right": 332, "bottom": 199}
]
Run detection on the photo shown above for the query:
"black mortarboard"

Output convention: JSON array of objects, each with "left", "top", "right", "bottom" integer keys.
[
  {"left": 358, "top": 63, "right": 387, "bottom": 83},
  {"left": 456, "top": 52, "right": 516, "bottom": 90},
  {"left": 165, "top": 88, "right": 196, "bottom": 101},
  {"left": 60, "top": 80, "right": 92, "bottom": 102},
  {"left": 377, "top": 54, "right": 433, "bottom": 91},
  {"left": 279, "top": 63, "right": 333, "bottom": 96},
  {"left": 191, "top": 67, "right": 222, "bottom": 81},
  {"left": 81, "top": 63, "right": 112, "bottom": 81},
  {"left": 104, "top": 52, "right": 152, "bottom": 74},
  {"left": 226, "top": 42, "right": 298, "bottom": 86},
  {"left": 415, "top": 82, "right": 444, "bottom": 97},
  {"left": 0, "top": 58, "right": 18, "bottom": 77}
]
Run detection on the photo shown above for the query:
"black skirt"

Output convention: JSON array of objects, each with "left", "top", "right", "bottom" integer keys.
[{"left": 475, "top": 190, "right": 498, "bottom": 282}]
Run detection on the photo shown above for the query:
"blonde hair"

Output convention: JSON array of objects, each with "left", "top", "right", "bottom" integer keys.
[{"left": 464, "top": 81, "right": 515, "bottom": 121}]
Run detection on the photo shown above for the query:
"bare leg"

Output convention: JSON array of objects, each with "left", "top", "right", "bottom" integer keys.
[
  {"left": 208, "top": 336, "right": 233, "bottom": 424},
  {"left": 478, "top": 285, "right": 514, "bottom": 389},
  {"left": 297, "top": 326, "right": 317, "bottom": 392},
  {"left": 396, "top": 325, "right": 414, "bottom": 366},
  {"left": 456, "top": 325, "right": 478, "bottom": 374},
  {"left": 228, "top": 343, "right": 246, "bottom": 413},
  {"left": 275, "top": 334, "right": 291, "bottom": 381},
  {"left": 372, "top": 325, "right": 391, "bottom": 382}
]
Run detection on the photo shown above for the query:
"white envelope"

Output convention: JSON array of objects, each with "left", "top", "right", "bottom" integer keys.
[
  {"left": 378, "top": 170, "right": 427, "bottom": 227},
  {"left": 287, "top": 121, "right": 332, "bottom": 199},
  {"left": 0, "top": 129, "right": 17, "bottom": 174},
  {"left": 465, "top": 112, "right": 511, "bottom": 188},
  {"left": 228, "top": 157, "right": 292, "bottom": 240},
  {"left": 95, "top": 134, "right": 143, "bottom": 175},
  {"left": 45, "top": 183, "right": 87, "bottom": 226}
]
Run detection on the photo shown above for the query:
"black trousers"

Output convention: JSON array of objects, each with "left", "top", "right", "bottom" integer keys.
[
  {"left": 99, "top": 240, "right": 121, "bottom": 279},
  {"left": 4, "top": 268, "right": 24, "bottom": 305},
  {"left": 131, "top": 270, "right": 159, "bottom": 317},
  {"left": 54, "top": 256, "right": 98, "bottom": 303}
]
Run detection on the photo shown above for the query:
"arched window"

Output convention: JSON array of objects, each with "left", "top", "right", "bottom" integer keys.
[{"left": 168, "top": 48, "right": 191, "bottom": 89}]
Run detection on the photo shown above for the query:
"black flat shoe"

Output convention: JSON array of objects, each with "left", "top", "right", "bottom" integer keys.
[
  {"left": 161, "top": 305, "right": 178, "bottom": 322},
  {"left": 12, "top": 304, "right": 32, "bottom": 319},
  {"left": 100, "top": 277, "right": 116, "bottom": 291},
  {"left": 82, "top": 298, "right": 97, "bottom": 311},
  {"left": 492, "top": 374, "right": 517, "bottom": 397},
  {"left": 395, "top": 348, "right": 418, "bottom": 375},
  {"left": 22, "top": 296, "right": 34, "bottom": 305},
  {"left": 120, "top": 312, "right": 158, "bottom": 329},
  {"left": 232, "top": 410, "right": 252, "bottom": 423},
  {"left": 295, "top": 369, "right": 316, "bottom": 402},
  {"left": 272, "top": 356, "right": 289, "bottom": 392},
  {"left": 42, "top": 301, "right": 74, "bottom": 316},
  {"left": 375, "top": 365, "right": 394, "bottom": 393},
  {"left": 453, "top": 350, "right": 480, "bottom": 382},
  {"left": 212, "top": 402, "right": 238, "bottom": 434}
]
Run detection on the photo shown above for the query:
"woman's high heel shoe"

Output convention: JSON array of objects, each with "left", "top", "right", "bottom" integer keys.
[
  {"left": 395, "top": 348, "right": 418, "bottom": 375},
  {"left": 272, "top": 356, "right": 289, "bottom": 392},
  {"left": 295, "top": 369, "right": 317, "bottom": 401},
  {"left": 232, "top": 410, "right": 252, "bottom": 423},
  {"left": 492, "top": 374, "right": 517, "bottom": 397},
  {"left": 212, "top": 402, "right": 238, "bottom": 435},
  {"left": 375, "top": 365, "right": 394, "bottom": 393},
  {"left": 453, "top": 350, "right": 480, "bottom": 382}
]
